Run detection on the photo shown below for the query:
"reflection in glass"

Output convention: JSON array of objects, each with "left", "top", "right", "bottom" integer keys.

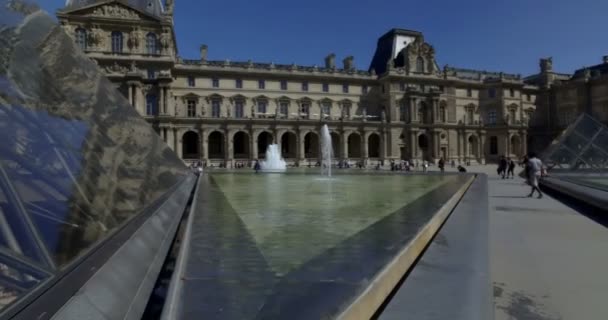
[{"left": 0, "top": 4, "right": 187, "bottom": 313}]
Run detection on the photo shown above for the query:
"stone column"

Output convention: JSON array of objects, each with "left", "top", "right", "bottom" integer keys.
[
  {"left": 463, "top": 132, "right": 468, "bottom": 160},
  {"left": 159, "top": 86, "right": 165, "bottom": 115},
  {"left": 505, "top": 135, "right": 510, "bottom": 156},
  {"left": 128, "top": 84, "right": 133, "bottom": 106},
  {"left": 433, "top": 131, "right": 440, "bottom": 160},
  {"left": 521, "top": 132, "right": 528, "bottom": 156},
  {"left": 456, "top": 131, "right": 462, "bottom": 162},
  {"left": 176, "top": 129, "right": 183, "bottom": 160},
  {"left": 297, "top": 131, "right": 306, "bottom": 164},
  {"left": 341, "top": 133, "right": 349, "bottom": 161},
  {"left": 480, "top": 133, "right": 487, "bottom": 164},
  {"left": 201, "top": 129, "right": 208, "bottom": 162},
  {"left": 410, "top": 97, "right": 417, "bottom": 122},
  {"left": 135, "top": 84, "right": 144, "bottom": 116},
  {"left": 381, "top": 131, "right": 388, "bottom": 160},
  {"left": 411, "top": 131, "right": 417, "bottom": 159},
  {"left": 252, "top": 130, "right": 259, "bottom": 160},
  {"left": 226, "top": 130, "right": 233, "bottom": 168},
  {"left": 432, "top": 99, "right": 439, "bottom": 123},
  {"left": 362, "top": 132, "right": 369, "bottom": 166},
  {"left": 166, "top": 127, "right": 175, "bottom": 151}
]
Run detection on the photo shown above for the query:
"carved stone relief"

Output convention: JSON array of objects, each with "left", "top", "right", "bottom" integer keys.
[{"left": 89, "top": 5, "right": 141, "bottom": 20}]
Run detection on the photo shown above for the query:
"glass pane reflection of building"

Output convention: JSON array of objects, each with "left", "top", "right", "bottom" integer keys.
[{"left": 0, "top": 2, "right": 187, "bottom": 314}]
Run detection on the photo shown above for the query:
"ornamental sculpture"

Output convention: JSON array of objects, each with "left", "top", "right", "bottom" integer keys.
[{"left": 90, "top": 5, "right": 140, "bottom": 20}]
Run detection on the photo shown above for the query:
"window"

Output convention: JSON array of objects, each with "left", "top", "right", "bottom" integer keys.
[
  {"left": 343, "top": 103, "right": 351, "bottom": 118},
  {"left": 235, "top": 79, "right": 242, "bottom": 88},
  {"left": 416, "top": 56, "right": 424, "bottom": 73},
  {"left": 509, "top": 88, "right": 515, "bottom": 97},
  {"left": 509, "top": 108, "right": 517, "bottom": 123},
  {"left": 211, "top": 100, "right": 221, "bottom": 118},
  {"left": 146, "top": 33, "right": 158, "bottom": 55},
  {"left": 300, "top": 103, "right": 310, "bottom": 118},
  {"left": 467, "top": 88, "right": 472, "bottom": 97},
  {"left": 362, "top": 85, "right": 368, "bottom": 94},
  {"left": 235, "top": 101, "right": 244, "bottom": 118},
  {"left": 439, "top": 106, "right": 446, "bottom": 122},
  {"left": 322, "top": 102, "right": 331, "bottom": 117},
  {"left": 146, "top": 94, "right": 157, "bottom": 115},
  {"left": 258, "top": 80, "right": 265, "bottom": 89},
  {"left": 280, "top": 102, "right": 289, "bottom": 116},
  {"left": 187, "top": 76, "right": 195, "bottom": 87},
  {"left": 75, "top": 28, "right": 87, "bottom": 51},
  {"left": 212, "top": 78, "right": 219, "bottom": 88},
  {"left": 527, "top": 94, "right": 531, "bottom": 101},
  {"left": 342, "top": 84, "right": 349, "bottom": 93},
  {"left": 187, "top": 100, "right": 196, "bottom": 117},
  {"left": 322, "top": 83, "right": 329, "bottom": 92},
  {"left": 467, "top": 108, "right": 474, "bottom": 124},
  {"left": 280, "top": 80, "right": 288, "bottom": 90},
  {"left": 400, "top": 102, "right": 407, "bottom": 121},
  {"left": 488, "top": 88, "right": 496, "bottom": 98},
  {"left": 257, "top": 101, "right": 267, "bottom": 115},
  {"left": 400, "top": 83, "right": 406, "bottom": 92},
  {"left": 147, "top": 69, "right": 156, "bottom": 79},
  {"left": 490, "top": 136, "right": 498, "bottom": 155},
  {"left": 301, "top": 81, "right": 308, "bottom": 91},
  {"left": 111, "top": 31, "right": 123, "bottom": 53},
  {"left": 488, "top": 110, "right": 497, "bottom": 125}
]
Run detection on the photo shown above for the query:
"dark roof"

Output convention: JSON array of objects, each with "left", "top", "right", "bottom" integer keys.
[
  {"left": 180, "top": 59, "right": 372, "bottom": 76},
  {"left": 378, "top": 28, "right": 423, "bottom": 40},
  {"left": 64, "top": 0, "right": 164, "bottom": 17},
  {"left": 572, "top": 62, "right": 608, "bottom": 80}
]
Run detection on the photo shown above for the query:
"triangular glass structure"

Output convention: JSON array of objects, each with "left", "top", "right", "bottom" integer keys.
[
  {"left": 541, "top": 113, "right": 608, "bottom": 170},
  {"left": 0, "top": 2, "right": 187, "bottom": 314}
]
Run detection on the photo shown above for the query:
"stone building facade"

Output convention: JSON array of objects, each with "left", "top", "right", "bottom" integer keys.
[
  {"left": 58, "top": 0, "right": 539, "bottom": 167},
  {"left": 526, "top": 57, "right": 608, "bottom": 152}
]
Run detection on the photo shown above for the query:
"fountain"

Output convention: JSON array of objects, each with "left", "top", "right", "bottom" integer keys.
[
  {"left": 260, "top": 144, "right": 287, "bottom": 172},
  {"left": 321, "top": 124, "right": 333, "bottom": 177}
]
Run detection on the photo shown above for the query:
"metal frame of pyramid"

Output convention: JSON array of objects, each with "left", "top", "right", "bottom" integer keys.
[{"left": 541, "top": 113, "right": 608, "bottom": 171}]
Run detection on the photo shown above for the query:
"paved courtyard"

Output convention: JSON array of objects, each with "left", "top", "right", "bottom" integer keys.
[{"left": 459, "top": 165, "right": 608, "bottom": 320}]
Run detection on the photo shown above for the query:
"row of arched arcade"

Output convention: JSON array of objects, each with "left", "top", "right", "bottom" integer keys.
[{"left": 180, "top": 130, "right": 383, "bottom": 163}]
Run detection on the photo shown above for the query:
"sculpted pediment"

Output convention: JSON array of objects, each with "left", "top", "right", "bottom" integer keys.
[{"left": 67, "top": 2, "right": 159, "bottom": 21}]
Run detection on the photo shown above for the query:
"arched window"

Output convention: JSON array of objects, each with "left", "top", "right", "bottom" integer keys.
[
  {"left": 146, "top": 33, "right": 158, "bottom": 55},
  {"left": 488, "top": 110, "right": 497, "bottom": 125},
  {"left": 111, "top": 31, "right": 123, "bottom": 53},
  {"left": 416, "top": 56, "right": 425, "bottom": 73},
  {"left": 75, "top": 28, "right": 87, "bottom": 51},
  {"left": 439, "top": 106, "right": 446, "bottom": 122}
]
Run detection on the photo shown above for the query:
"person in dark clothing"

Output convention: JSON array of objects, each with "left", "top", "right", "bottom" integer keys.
[
  {"left": 499, "top": 156, "right": 508, "bottom": 179},
  {"left": 254, "top": 160, "right": 261, "bottom": 173},
  {"left": 438, "top": 158, "right": 445, "bottom": 173},
  {"left": 457, "top": 165, "right": 467, "bottom": 173},
  {"left": 507, "top": 158, "right": 516, "bottom": 179}
]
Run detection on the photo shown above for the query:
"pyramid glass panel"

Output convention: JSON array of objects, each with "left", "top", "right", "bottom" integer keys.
[
  {"left": 0, "top": 2, "right": 187, "bottom": 313},
  {"left": 542, "top": 113, "right": 608, "bottom": 170}
]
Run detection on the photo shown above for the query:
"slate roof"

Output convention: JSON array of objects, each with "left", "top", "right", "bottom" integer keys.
[{"left": 64, "top": 0, "right": 164, "bottom": 17}]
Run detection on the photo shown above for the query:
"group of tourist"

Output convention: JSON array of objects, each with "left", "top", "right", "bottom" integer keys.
[{"left": 497, "top": 156, "right": 517, "bottom": 179}]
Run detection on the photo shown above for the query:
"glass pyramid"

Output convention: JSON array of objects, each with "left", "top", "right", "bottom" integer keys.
[
  {"left": 0, "top": 1, "right": 187, "bottom": 314},
  {"left": 541, "top": 113, "right": 608, "bottom": 171}
]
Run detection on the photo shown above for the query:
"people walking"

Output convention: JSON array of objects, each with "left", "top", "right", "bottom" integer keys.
[
  {"left": 438, "top": 158, "right": 445, "bottom": 173},
  {"left": 498, "top": 156, "right": 508, "bottom": 179},
  {"left": 507, "top": 157, "right": 516, "bottom": 179},
  {"left": 254, "top": 160, "right": 261, "bottom": 173},
  {"left": 527, "top": 152, "right": 544, "bottom": 199}
]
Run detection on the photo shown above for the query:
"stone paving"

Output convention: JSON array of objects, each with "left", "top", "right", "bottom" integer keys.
[
  {"left": 378, "top": 164, "right": 608, "bottom": 319},
  {"left": 474, "top": 165, "right": 608, "bottom": 320}
]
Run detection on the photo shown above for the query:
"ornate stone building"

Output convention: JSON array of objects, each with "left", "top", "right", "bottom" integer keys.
[
  {"left": 526, "top": 57, "right": 608, "bottom": 152},
  {"left": 58, "top": 0, "right": 539, "bottom": 167}
]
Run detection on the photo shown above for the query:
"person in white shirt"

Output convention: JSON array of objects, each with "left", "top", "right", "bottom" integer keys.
[{"left": 527, "top": 152, "right": 544, "bottom": 199}]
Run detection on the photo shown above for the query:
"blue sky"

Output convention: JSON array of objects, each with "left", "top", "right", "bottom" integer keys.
[{"left": 39, "top": 0, "right": 608, "bottom": 75}]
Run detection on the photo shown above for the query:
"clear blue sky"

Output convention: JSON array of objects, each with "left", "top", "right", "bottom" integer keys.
[{"left": 39, "top": 0, "right": 608, "bottom": 75}]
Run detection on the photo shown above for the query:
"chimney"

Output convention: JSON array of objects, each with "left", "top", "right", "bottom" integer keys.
[
  {"left": 603, "top": 55, "right": 608, "bottom": 64},
  {"left": 343, "top": 56, "right": 354, "bottom": 70},
  {"left": 200, "top": 44, "right": 208, "bottom": 62},
  {"left": 325, "top": 53, "right": 336, "bottom": 69},
  {"left": 540, "top": 57, "right": 553, "bottom": 73}
]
